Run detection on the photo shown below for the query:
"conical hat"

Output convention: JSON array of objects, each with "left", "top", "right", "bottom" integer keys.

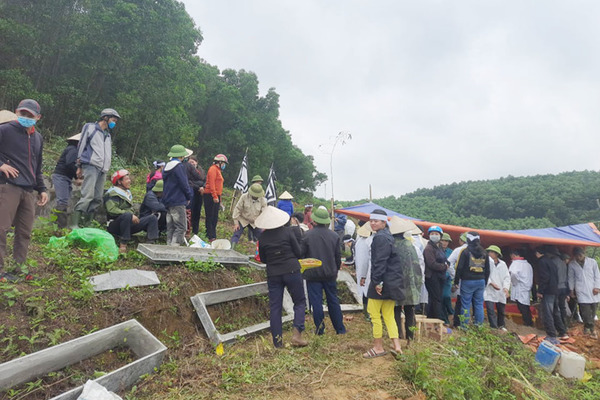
[
  {"left": 67, "top": 133, "right": 81, "bottom": 141},
  {"left": 357, "top": 222, "right": 373, "bottom": 237},
  {"left": 255, "top": 206, "right": 290, "bottom": 229},
  {"left": 278, "top": 191, "right": 293, "bottom": 200},
  {"left": 0, "top": 110, "right": 17, "bottom": 124},
  {"left": 388, "top": 216, "right": 419, "bottom": 235}
]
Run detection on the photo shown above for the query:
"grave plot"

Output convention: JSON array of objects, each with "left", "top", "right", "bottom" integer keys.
[
  {"left": 137, "top": 243, "right": 250, "bottom": 264},
  {"left": 0, "top": 319, "right": 167, "bottom": 400},
  {"left": 191, "top": 282, "right": 294, "bottom": 345},
  {"left": 307, "top": 270, "right": 363, "bottom": 312}
]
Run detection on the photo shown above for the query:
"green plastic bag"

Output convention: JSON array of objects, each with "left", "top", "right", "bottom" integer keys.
[{"left": 49, "top": 228, "right": 119, "bottom": 262}]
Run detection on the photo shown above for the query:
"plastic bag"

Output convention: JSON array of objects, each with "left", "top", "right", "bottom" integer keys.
[
  {"left": 49, "top": 228, "right": 119, "bottom": 262},
  {"left": 189, "top": 234, "right": 210, "bottom": 248},
  {"left": 77, "top": 380, "right": 122, "bottom": 400}
]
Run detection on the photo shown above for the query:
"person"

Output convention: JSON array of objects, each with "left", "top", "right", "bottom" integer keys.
[
  {"left": 72, "top": 108, "right": 120, "bottom": 228},
  {"left": 448, "top": 233, "right": 468, "bottom": 327},
  {"left": 562, "top": 252, "right": 583, "bottom": 325},
  {"left": 342, "top": 234, "right": 355, "bottom": 265},
  {"left": 454, "top": 232, "right": 490, "bottom": 325},
  {"left": 231, "top": 183, "right": 267, "bottom": 248},
  {"left": 105, "top": 170, "right": 159, "bottom": 253},
  {"left": 409, "top": 227, "right": 428, "bottom": 315},
  {"left": 548, "top": 245, "right": 570, "bottom": 330},
  {"left": 333, "top": 205, "right": 347, "bottom": 246},
  {"left": 303, "top": 204, "right": 315, "bottom": 229},
  {"left": 423, "top": 225, "right": 448, "bottom": 319},
  {"left": 568, "top": 247, "right": 600, "bottom": 338},
  {"left": 301, "top": 207, "right": 347, "bottom": 336},
  {"left": 277, "top": 191, "right": 294, "bottom": 216},
  {"left": 203, "top": 154, "right": 228, "bottom": 241},
  {"left": 0, "top": 99, "right": 48, "bottom": 282},
  {"left": 185, "top": 154, "right": 206, "bottom": 236},
  {"left": 146, "top": 160, "right": 165, "bottom": 192},
  {"left": 484, "top": 245, "right": 510, "bottom": 330},
  {"left": 355, "top": 221, "right": 373, "bottom": 320},
  {"left": 363, "top": 209, "right": 403, "bottom": 358},
  {"left": 51, "top": 133, "right": 81, "bottom": 228},
  {"left": 535, "top": 245, "right": 568, "bottom": 344},
  {"left": 390, "top": 217, "right": 422, "bottom": 343},
  {"left": 140, "top": 179, "right": 167, "bottom": 232},
  {"left": 290, "top": 212, "right": 308, "bottom": 235},
  {"left": 440, "top": 232, "right": 454, "bottom": 324},
  {"left": 162, "top": 145, "right": 193, "bottom": 246},
  {"left": 344, "top": 218, "right": 356, "bottom": 238},
  {"left": 256, "top": 206, "right": 308, "bottom": 348},
  {"left": 508, "top": 248, "right": 534, "bottom": 327},
  {"left": 251, "top": 175, "right": 263, "bottom": 185}
]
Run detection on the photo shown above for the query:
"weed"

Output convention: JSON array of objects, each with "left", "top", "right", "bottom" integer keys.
[
  {"left": 185, "top": 258, "right": 223, "bottom": 273},
  {"left": 0, "top": 283, "right": 21, "bottom": 307}
]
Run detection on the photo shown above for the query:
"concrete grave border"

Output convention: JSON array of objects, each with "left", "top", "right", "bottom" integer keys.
[
  {"left": 191, "top": 282, "right": 294, "bottom": 345},
  {"left": 137, "top": 243, "right": 249, "bottom": 265},
  {"left": 0, "top": 319, "right": 167, "bottom": 400},
  {"left": 310, "top": 269, "right": 363, "bottom": 313}
]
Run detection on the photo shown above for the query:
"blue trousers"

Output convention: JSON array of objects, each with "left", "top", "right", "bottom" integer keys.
[
  {"left": 267, "top": 271, "right": 306, "bottom": 347},
  {"left": 307, "top": 280, "right": 346, "bottom": 335},
  {"left": 460, "top": 279, "right": 485, "bottom": 325}
]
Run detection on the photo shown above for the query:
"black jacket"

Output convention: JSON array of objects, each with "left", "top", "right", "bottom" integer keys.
[
  {"left": 0, "top": 121, "right": 46, "bottom": 192},
  {"left": 259, "top": 226, "right": 301, "bottom": 277},
  {"left": 537, "top": 255, "right": 559, "bottom": 295},
  {"left": 185, "top": 162, "right": 205, "bottom": 191},
  {"left": 53, "top": 143, "right": 78, "bottom": 179},
  {"left": 423, "top": 240, "right": 447, "bottom": 279},
  {"left": 454, "top": 247, "right": 490, "bottom": 283},
  {"left": 367, "top": 227, "right": 404, "bottom": 301},
  {"left": 301, "top": 225, "right": 341, "bottom": 281},
  {"left": 140, "top": 191, "right": 167, "bottom": 217}
]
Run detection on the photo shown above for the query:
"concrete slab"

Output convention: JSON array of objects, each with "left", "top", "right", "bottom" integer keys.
[
  {"left": 0, "top": 320, "right": 167, "bottom": 400},
  {"left": 190, "top": 282, "right": 294, "bottom": 345},
  {"left": 137, "top": 243, "right": 249, "bottom": 265},
  {"left": 89, "top": 269, "right": 160, "bottom": 291}
]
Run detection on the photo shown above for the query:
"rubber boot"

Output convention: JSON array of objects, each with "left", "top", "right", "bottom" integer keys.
[
  {"left": 291, "top": 327, "right": 308, "bottom": 347},
  {"left": 69, "top": 210, "right": 82, "bottom": 230},
  {"left": 53, "top": 205, "right": 68, "bottom": 229}
]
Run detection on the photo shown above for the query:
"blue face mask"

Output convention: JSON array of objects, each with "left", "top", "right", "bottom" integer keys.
[
  {"left": 220, "top": 164, "right": 226, "bottom": 171},
  {"left": 108, "top": 121, "right": 116, "bottom": 129},
  {"left": 17, "top": 116, "right": 37, "bottom": 128}
]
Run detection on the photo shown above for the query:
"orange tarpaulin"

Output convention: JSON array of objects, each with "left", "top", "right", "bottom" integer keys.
[{"left": 336, "top": 205, "right": 600, "bottom": 249}]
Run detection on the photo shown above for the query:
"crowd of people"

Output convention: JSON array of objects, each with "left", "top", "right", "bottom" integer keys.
[{"left": 1, "top": 99, "right": 599, "bottom": 357}]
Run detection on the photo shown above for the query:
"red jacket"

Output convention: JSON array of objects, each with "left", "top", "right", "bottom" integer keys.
[{"left": 205, "top": 164, "right": 223, "bottom": 201}]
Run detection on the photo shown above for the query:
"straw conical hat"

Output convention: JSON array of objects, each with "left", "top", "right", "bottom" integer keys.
[
  {"left": 0, "top": 110, "right": 17, "bottom": 124},
  {"left": 278, "top": 191, "right": 293, "bottom": 200},
  {"left": 388, "top": 216, "right": 419, "bottom": 235},
  {"left": 67, "top": 133, "right": 81, "bottom": 141},
  {"left": 357, "top": 222, "right": 373, "bottom": 237},
  {"left": 255, "top": 206, "right": 290, "bottom": 229},
  {"left": 211, "top": 239, "right": 232, "bottom": 250}
]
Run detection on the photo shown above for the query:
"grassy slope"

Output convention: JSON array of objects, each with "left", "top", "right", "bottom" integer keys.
[{"left": 1, "top": 143, "right": 600, "bottom": 399}]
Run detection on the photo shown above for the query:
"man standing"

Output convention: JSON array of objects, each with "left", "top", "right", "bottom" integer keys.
[
  {"left": 163, "top": 145, "right": 193, "bottom": 246},
  {"left": 333, "top": 204, "right": 347, "bottom": 246},
  {"left": 104, "top": 170, "right": 158, "bottom": 253},
  {"left": 72, "top": 108, "right": 120, "bottom": 228},
  {"left": 0, "top": 99, "right": 48, "bottom": 281},
  {"left": 508, "top": 248, "right": 534, "bottom": 327},
  {"left": 568, "top": 247, "right": 600, "bottom": 338},
  {"left": 301, "top": 207, "right": 346, "bottom": 335},
  {"left": 51, "top": 133, "right": 81, "bottom": 228},
  {"left": 535, "top": 246, "right": 568, "bottom": 344},
  {"left": 231, "top": 183, "right": 267, "bottom": 249}
]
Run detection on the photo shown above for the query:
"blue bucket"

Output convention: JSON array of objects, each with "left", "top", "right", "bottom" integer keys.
[{"left": 535, "top": 341, "right": 561, "bottom": 372}]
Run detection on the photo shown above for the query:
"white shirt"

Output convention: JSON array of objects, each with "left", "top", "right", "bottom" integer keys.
[
  {"left": 509, "top": 259, "right": 533, "bottom": 305},
  {"left": 447, "top": 243, "right": 467, "bottom": 280},
  {"left": 355, "top": 235, "right": 373, "bottom": 298},
  {"left": 568, "top": 257, "right": 600, "bottom": 304},
  {"left": 484, "top": 259, "right": 510, "bottom": 304}
]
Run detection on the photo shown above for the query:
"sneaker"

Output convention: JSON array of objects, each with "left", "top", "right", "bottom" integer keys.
[
  {"left": 499, "top": 327, "right": 508, "bottom": 332},
  {"left": 23, "top": 273, "right": 35, "bottom": 281},
  {"left": 0, "top": 272, "right": 19, "bottom": 283},
  {"left": 559, "top": 334, "right": 570, "bottom": 341}
]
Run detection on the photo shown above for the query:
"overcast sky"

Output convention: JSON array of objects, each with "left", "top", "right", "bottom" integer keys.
[{"left": 182, "top": 1, "right": 600, "bottom": 201}]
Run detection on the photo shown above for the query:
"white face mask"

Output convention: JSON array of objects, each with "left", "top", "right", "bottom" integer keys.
[{"left": 430, "top": 234, "right": 441, "bottom": 243}]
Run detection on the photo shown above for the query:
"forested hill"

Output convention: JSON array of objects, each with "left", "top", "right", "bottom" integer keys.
[
  {"left": 365, "top": 171, "right": 600, "bottom": 230},
  {"left": 0, "top": 0, "right": 326, "bottom": 194}
]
